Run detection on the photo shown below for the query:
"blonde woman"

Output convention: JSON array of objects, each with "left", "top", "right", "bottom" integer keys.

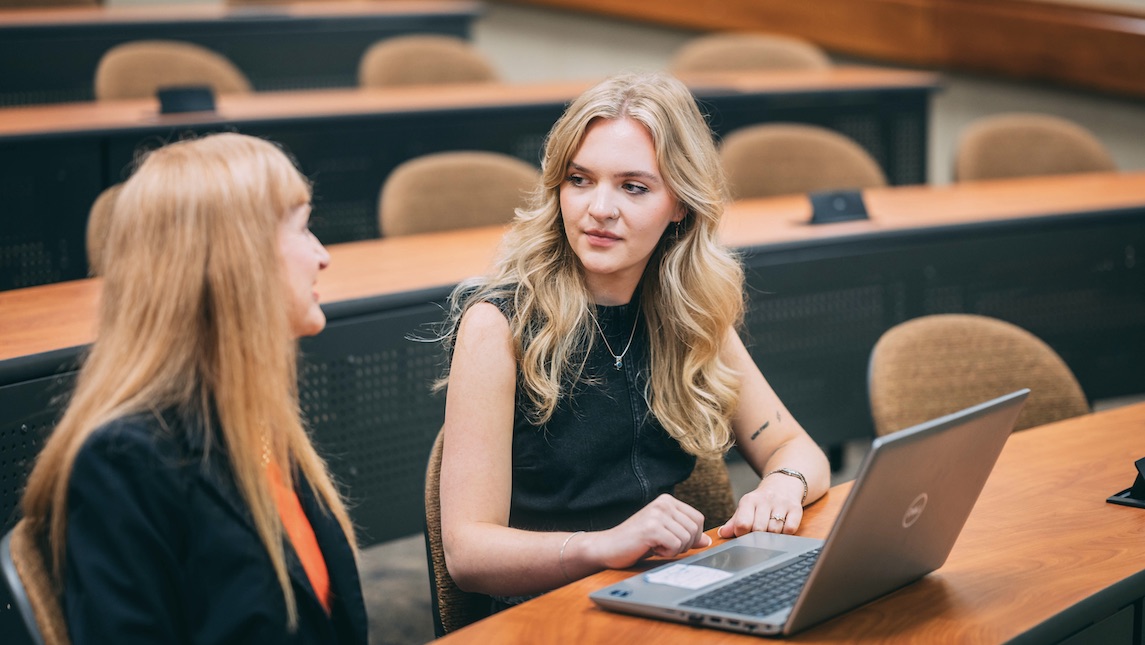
[
  {"left": 437, "top": 72, "right": 831, "bottom": 609},
  {"left": 20, "top": 133, "right": 367, "bottom": 644}
]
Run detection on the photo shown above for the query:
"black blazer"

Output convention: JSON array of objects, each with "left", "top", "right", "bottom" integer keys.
[{"left": 63, "top": 409, "right": 368, "bottom": 645}]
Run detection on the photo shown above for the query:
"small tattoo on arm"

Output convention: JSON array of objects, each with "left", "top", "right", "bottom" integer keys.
[{"left": 750, "top": 421, "right": 770, "bottom": 441}]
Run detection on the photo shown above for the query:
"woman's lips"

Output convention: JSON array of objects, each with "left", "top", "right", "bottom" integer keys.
[{"left": 585, "top": 229, "right": 620, "bottom": 247}]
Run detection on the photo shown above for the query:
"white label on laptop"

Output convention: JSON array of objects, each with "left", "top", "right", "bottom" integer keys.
[{"left": 644, "top": 564, "right": 734, "bottom": 589}]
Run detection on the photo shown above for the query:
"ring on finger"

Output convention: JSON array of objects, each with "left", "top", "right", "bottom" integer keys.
[{"left": 770, "top": 515, "right": 786, "bottom": 523}]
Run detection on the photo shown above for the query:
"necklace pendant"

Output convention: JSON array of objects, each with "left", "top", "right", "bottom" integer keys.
[{"left": 614, "top": 356, "right": 623, "bottom": 370}]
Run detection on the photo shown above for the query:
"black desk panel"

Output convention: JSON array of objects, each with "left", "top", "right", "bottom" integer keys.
[
  {"left": 698, "top": 85, "right": 928, "bottom": 186},
  {"left": 1, "top": 80, "right": 936, "bottom": 291},
  {"left": 0, "top": 4, "right": 480, "bottom": 106},
  {"left": 2, "top": 205, "right": 1141, "bottom": 545},
  {"left": 740, "top": 209, "right": 1145, "bottom": 446},
  {"left": 1, "top": 138, "right": 101, "bottom": 289},
  {"left": 102, "top": 103, "right": 565, "bottom": 245}
]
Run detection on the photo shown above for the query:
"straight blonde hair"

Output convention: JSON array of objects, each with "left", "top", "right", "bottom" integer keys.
[
  {"left": 439, "top": 72, "right": 745, "bottom": 457},
  {"left": 21, "top": 133, "right": 356, "bottom": 629}
]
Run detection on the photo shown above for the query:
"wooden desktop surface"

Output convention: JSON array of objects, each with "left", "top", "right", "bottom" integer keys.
[
  {"left": 436, "top": 401, "right": 1145, "bottom": 643},
  {"left": 0, "top": 0, "right": 481, "bottom": 27},
  {"left": 0, "top": 67, "right": 938, "bottom": 141},
  {"left": 2, "top": 170, "right": 1143, "bottom": 364}
]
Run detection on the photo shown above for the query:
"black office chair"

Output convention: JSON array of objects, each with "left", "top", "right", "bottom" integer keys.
[{"left": 2, "top": 522, "right": 68, "bottom": 645}]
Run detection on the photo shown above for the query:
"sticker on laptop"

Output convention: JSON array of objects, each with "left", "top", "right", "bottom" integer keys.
[{"left": 644, "top": 564, "right": 734, "bottom": 590}]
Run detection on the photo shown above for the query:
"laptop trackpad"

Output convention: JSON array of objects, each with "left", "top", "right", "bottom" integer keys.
[{"left": 691, "top": 546, "right": 787, "bottom": 572}]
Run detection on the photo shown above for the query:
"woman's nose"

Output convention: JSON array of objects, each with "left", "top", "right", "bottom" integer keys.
[
  {"left": 313, "top": 234, "right": 331, "bottom": 270},
  {"left": 587, "top": 188, "right": 615, "bottom": 220}
]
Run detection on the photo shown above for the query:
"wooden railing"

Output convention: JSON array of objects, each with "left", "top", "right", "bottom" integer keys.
[{"left": 495, "top": 0, "right": 1145, "bottom": 100}]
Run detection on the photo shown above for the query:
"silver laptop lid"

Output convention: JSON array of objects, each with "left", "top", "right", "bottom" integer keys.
[{"left": 784, "top": 389, "right": 1028, "bottom": 633}]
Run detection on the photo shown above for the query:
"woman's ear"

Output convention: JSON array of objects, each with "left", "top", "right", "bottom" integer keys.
[{"left": 673, "top": 202, "right": 687, "bottom": 222}]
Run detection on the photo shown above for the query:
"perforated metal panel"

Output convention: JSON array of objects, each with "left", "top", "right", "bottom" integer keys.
[
  {"left": 299, "top": 302, "right": 448, "bottom": 546},
  {"left": 742, "top": 262, "right": 905, "bottom": 445},
  {"left": 0, "top": 374, "right": 73, "bottom": 534},
  {"left": 0, "top": 140, "right": 100, "bottom": 289}
]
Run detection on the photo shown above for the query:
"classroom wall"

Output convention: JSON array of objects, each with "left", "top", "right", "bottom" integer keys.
[{"left": 473, "top": 3, "right": 1145, "bottom": 185}]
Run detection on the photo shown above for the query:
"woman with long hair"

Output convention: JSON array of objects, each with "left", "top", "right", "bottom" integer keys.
[
  {"left": 437, "top": 72, "right": 831, "bottom": 607},
  {"left": 20, "top": 133, "right": 367, "bottom": 643}
]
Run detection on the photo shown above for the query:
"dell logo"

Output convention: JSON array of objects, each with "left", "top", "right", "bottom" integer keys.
[{"left": 902, "top": 492, "right": 928, "bottom": 528}]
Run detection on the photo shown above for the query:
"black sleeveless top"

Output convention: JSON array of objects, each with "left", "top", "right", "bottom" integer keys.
[{"left": 496, "top": 297, "right": 697, "bottom": 533}]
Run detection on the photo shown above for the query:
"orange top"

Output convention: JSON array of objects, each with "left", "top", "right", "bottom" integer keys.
[{"left": 268, "top": 461, "right": 332, "bottom": 614}]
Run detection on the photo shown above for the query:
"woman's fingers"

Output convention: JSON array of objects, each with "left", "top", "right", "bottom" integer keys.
[
  {"left": 602, "top": 494, "right": 709, "bottom": 566},
  {"left": 719, "top": 492, "right": 805, "bottom": 538}
]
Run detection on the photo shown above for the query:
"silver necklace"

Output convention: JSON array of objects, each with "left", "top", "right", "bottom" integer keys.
[{"left": 591, "top": 313, "right": 639, "bottom": 370}]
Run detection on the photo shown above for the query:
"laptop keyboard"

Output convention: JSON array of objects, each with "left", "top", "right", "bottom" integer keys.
[{"left": 682, "top": 548, "right": 822, "bottom": 618}]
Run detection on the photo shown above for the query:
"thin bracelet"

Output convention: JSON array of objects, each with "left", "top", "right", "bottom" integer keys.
[
  {"left": 764, "top": 468, "right": 808, "bottom": 505},
  {"left": 559, "top": 531, "right": 585, "bottom": 582}
]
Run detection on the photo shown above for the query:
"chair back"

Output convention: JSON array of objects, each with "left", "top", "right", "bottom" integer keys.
[
  {"left": 85, "top": 183, "right": 123, "bottom": 277},
  {"left": 670, "top": 32, "right": 830, "bottom": 75},
  {"left": 358, "top": 35, "right": 498, "bottom": 88},
  {"left": 379, "top": 151, "right": 538, "bottom": 237},
  {"left": 719, "top": 123, "right": 886, "bottom": 199},
  {"left": 423, "top": 430, "right": 492, "bottom": 637},
  {"left": 2, "top": 520, "right": 70, "bottom": 645},
  {"left": 94, "top": 40, "right": 251, "bottom": 101},
  {"left": 954, "top": 113, "right": 1116, "bottom": 182},
  {"left": 868, "top": 314, "right": 1090, "bottom": 436},
  {"left": 673, "top": 456, "right": 737, "bottom": 531}
]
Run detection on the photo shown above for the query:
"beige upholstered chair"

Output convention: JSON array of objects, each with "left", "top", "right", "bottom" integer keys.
[
  {"left": 85, "top": 183, "right": 123, "bottom": 277},
  {"left": 954, "top": 113, "right": 1116, "bottom": 182},
  {"left": 423, "top": 430, "right": 491, "bottom": 636},
  {"left": 2, "top": 520, "right": 70, "bottom": 645},
  {"left": 670, "top": 32, "right": 831, "bottom": 75},
  {"left": 378, "top": 151, "right": 538, "bottom": 237},
  {"left": 673, "top": 456, "right": 738, "bottom": 531},
  {"left": 423, "top": 429, "right": 736, "bottom": 635},
  {"left": 719, "top": 123, "right": 887, "bottom": 199},
  {"left": 94, "top": 40, "right": 251, "bottom": 101},
  {"left": 358, "top": 35, "right": 498, "bottom": 88},
  {"left": 868, "top": 314, "right": 1090, "bottom": 437}
]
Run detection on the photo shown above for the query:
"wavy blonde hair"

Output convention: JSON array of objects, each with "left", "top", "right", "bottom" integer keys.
[
  {"left": 21, "top": 133, "right": 356, "bottom": 629},
  {"left": 440, "top": 72, "right": 745, "bottom": 457}
]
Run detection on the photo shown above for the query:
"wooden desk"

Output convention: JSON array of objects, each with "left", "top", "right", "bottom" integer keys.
[
  {"left": 0, "top": 67, "right": 939, "bottom": 290},
  {"left": 0, "top": 0, "right": 482, "bottom": 106},
  {"left": 436, "top": 401, "right": 1145, "bottom": 643},
  {"left": 1, "top": 171, "right": 1142, "bottom": 549}
]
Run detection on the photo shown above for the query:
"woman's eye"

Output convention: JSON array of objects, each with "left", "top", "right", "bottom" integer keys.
[
  {"left": 566, "top": 174, "right": 586, "bottom": 186},
  {"left": 623, "top": 183, "right": 649, "bottom": 195}
]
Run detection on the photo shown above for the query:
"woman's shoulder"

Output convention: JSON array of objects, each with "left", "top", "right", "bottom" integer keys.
[
  {"left": 77, "top": 409, "right": 200, "bottom": 468},
  {"left": 455, "top": 279, "right": 518, "bottom": 322},
  {"left": 458, "top": 300, "right": 513, "bottom": 342},
  {"left": 455, "top": 281, "right": 516, "bottom": 318}
]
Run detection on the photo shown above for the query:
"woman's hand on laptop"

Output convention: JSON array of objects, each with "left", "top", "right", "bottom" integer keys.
[
  {"left": 588, "top": 494, "right": 712, "bottom": 569},
  {"left": 718, "top": 478, "right": 806, "bottom": 538}
]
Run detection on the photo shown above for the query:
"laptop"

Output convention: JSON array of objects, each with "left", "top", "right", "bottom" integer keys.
[{"left": 590, "top": 389, "right": 1028, "bottom": 636}]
